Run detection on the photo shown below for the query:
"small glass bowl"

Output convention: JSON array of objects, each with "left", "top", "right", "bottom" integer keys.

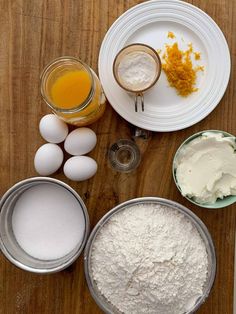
[
  {"left": 173, "top": 130, "right": 236, "bottom": 209},
  {"left": 108, "top": 139, "right": 141, "bottom": 172},
  {"left": 84, "top": 197, "right": 216, "bottom": 314}
]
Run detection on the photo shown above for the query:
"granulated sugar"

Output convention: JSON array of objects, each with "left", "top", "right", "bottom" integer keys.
[
  {"left": 91, "top": 203, "right": 208, "bottom": 314},
  {"left": 12, "top": 183, "right": 85, "bottom": 260}
]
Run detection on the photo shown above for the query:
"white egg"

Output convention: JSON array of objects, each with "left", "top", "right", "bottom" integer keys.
[
  {"left": 63, "top": 156, "right": 97, "bottom": 181},
  {"left": 34, "top": 143, "right": 64, "bottom": 176},
  {"left": 64, "top": 127, "right": 97, "bottom": 156},
  {"left": 39, "top": 114, "right": 69, "bottom": 143}
]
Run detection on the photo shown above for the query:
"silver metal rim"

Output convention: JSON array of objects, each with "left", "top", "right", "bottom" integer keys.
[
  {"left": 0, "top": 177, "right": 90, "bottom": 274},
  {"left": 84, "top": 197, "right": 216, "bottom": 314}
]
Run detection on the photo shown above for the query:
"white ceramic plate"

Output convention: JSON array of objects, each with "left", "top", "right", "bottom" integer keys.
[{"left": 98, "top": 0, "right": 231, "bottom": 131}]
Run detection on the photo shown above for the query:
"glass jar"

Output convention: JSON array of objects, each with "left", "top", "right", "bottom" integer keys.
[{"left": 40, "top": 57, "right": 106, "bottom": 126}]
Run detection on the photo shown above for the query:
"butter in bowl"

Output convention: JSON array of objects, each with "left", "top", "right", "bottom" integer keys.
[{"left": 173, "top": 130, "right": 236, "bottom": 208}]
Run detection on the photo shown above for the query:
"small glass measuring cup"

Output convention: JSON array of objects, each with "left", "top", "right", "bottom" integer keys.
[
  {"left": 108, "top": 139, "right": 141, "bottom": 172},
  {"left": 113, "top": 43, "right": 162, "bottom": 112}
]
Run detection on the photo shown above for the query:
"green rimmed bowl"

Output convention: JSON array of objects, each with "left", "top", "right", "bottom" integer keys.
[{"left": 173, "top": 130, "right": 236, "bottom": 209}]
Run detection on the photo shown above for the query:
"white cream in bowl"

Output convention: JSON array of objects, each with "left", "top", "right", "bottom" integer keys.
[{"left": 175, "top": 132, "right": 236, "bottom": 204}]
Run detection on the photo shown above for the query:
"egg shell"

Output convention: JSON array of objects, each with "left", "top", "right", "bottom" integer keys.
[
  {"left": 34, "top": 143, "right": 64, "bottom": 176},
  {"left": 63, "top": 156, "right": 97, "bottom": 181},
  {"left": 39, "top": 114, "right": 69, "bottom": 143},
  {"left": 64, "top": 127, "right": 97, "bottom": 156}
]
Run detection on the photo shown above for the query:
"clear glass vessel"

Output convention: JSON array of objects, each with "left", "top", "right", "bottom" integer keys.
[
  {"left": 40, "top": 56, "right": 106, "bottom": 126},
  {"left": 108, "top": 139, "right": 141, "bottom": 172},
  {"left": 113, "top": 43, "right": 161, "bottom": 112}
]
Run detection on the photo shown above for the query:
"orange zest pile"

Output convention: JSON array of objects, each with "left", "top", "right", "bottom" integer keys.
[
  {"left": 167, "top": 31, "right": 175, "bottom": 39},
  {"left": 194, "top": 52, "right": 201, "bottom": 60},
  {"left": 162, "top": 42, "right": 204, "bottom": 97}
]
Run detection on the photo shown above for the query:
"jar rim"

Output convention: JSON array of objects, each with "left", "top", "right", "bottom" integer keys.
[{"left": 40, "top": 56, "right": 95, "bottom": 113}]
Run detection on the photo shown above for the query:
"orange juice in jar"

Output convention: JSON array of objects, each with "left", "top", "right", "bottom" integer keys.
[{"left": 40, "top": 57, "right": 106, "bottom": 126}]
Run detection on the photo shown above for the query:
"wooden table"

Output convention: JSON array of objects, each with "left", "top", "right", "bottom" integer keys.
[{"left": 0, "top": 0, "right": 235, "bottom": 313}]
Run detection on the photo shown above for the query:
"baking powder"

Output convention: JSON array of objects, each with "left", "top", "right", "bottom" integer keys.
[
  {"left": 91, "top": 203, "right": 208, "bottom": 314},
  {"left": 117, "top": 51, "right": 157, "bottom": 91}
]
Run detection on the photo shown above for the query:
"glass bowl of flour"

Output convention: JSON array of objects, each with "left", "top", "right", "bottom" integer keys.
[{"left": 84, "top": 197, "right": 216, "bottom": 314}]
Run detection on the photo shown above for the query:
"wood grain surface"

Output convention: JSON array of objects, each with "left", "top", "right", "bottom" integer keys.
[{"left": 0, "top": 0, "right": 235, "bottom": 313}]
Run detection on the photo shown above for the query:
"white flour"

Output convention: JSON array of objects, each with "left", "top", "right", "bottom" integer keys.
[
  {"left": 117, "top": 52, "right": 157, "bottom": 91},
  {"left": 91, "top": 203, "right": 208, "bottom": 314}
]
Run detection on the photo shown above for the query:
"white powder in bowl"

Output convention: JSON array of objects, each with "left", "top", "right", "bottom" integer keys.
[
  {"left": 117, "top": 51, "right": 158, "bottom": 91},
  {"left": 12, "top": 184, "right": 85, "bottom": 260},
  {"left": 91, "top": 203, "right": 209, "bottom": 314}
]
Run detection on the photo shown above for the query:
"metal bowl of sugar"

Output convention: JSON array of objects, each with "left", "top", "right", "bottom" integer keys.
[
  {"left": 84, "top": 197, "right": 216, "bottom": 314},
  {"left": 0, "top": 177, "right": 90, "bottom": 273},
  {"left": 173, "top": 130, "right": 236, "bottom": 209}
]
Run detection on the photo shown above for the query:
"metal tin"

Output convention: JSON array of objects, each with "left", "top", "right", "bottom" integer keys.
[
  {"left": 84, "top": 197, "right": 216, "bottom": 314},
  {"left": 0, "top": 177, "right": 90, "bottom": 273}
]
